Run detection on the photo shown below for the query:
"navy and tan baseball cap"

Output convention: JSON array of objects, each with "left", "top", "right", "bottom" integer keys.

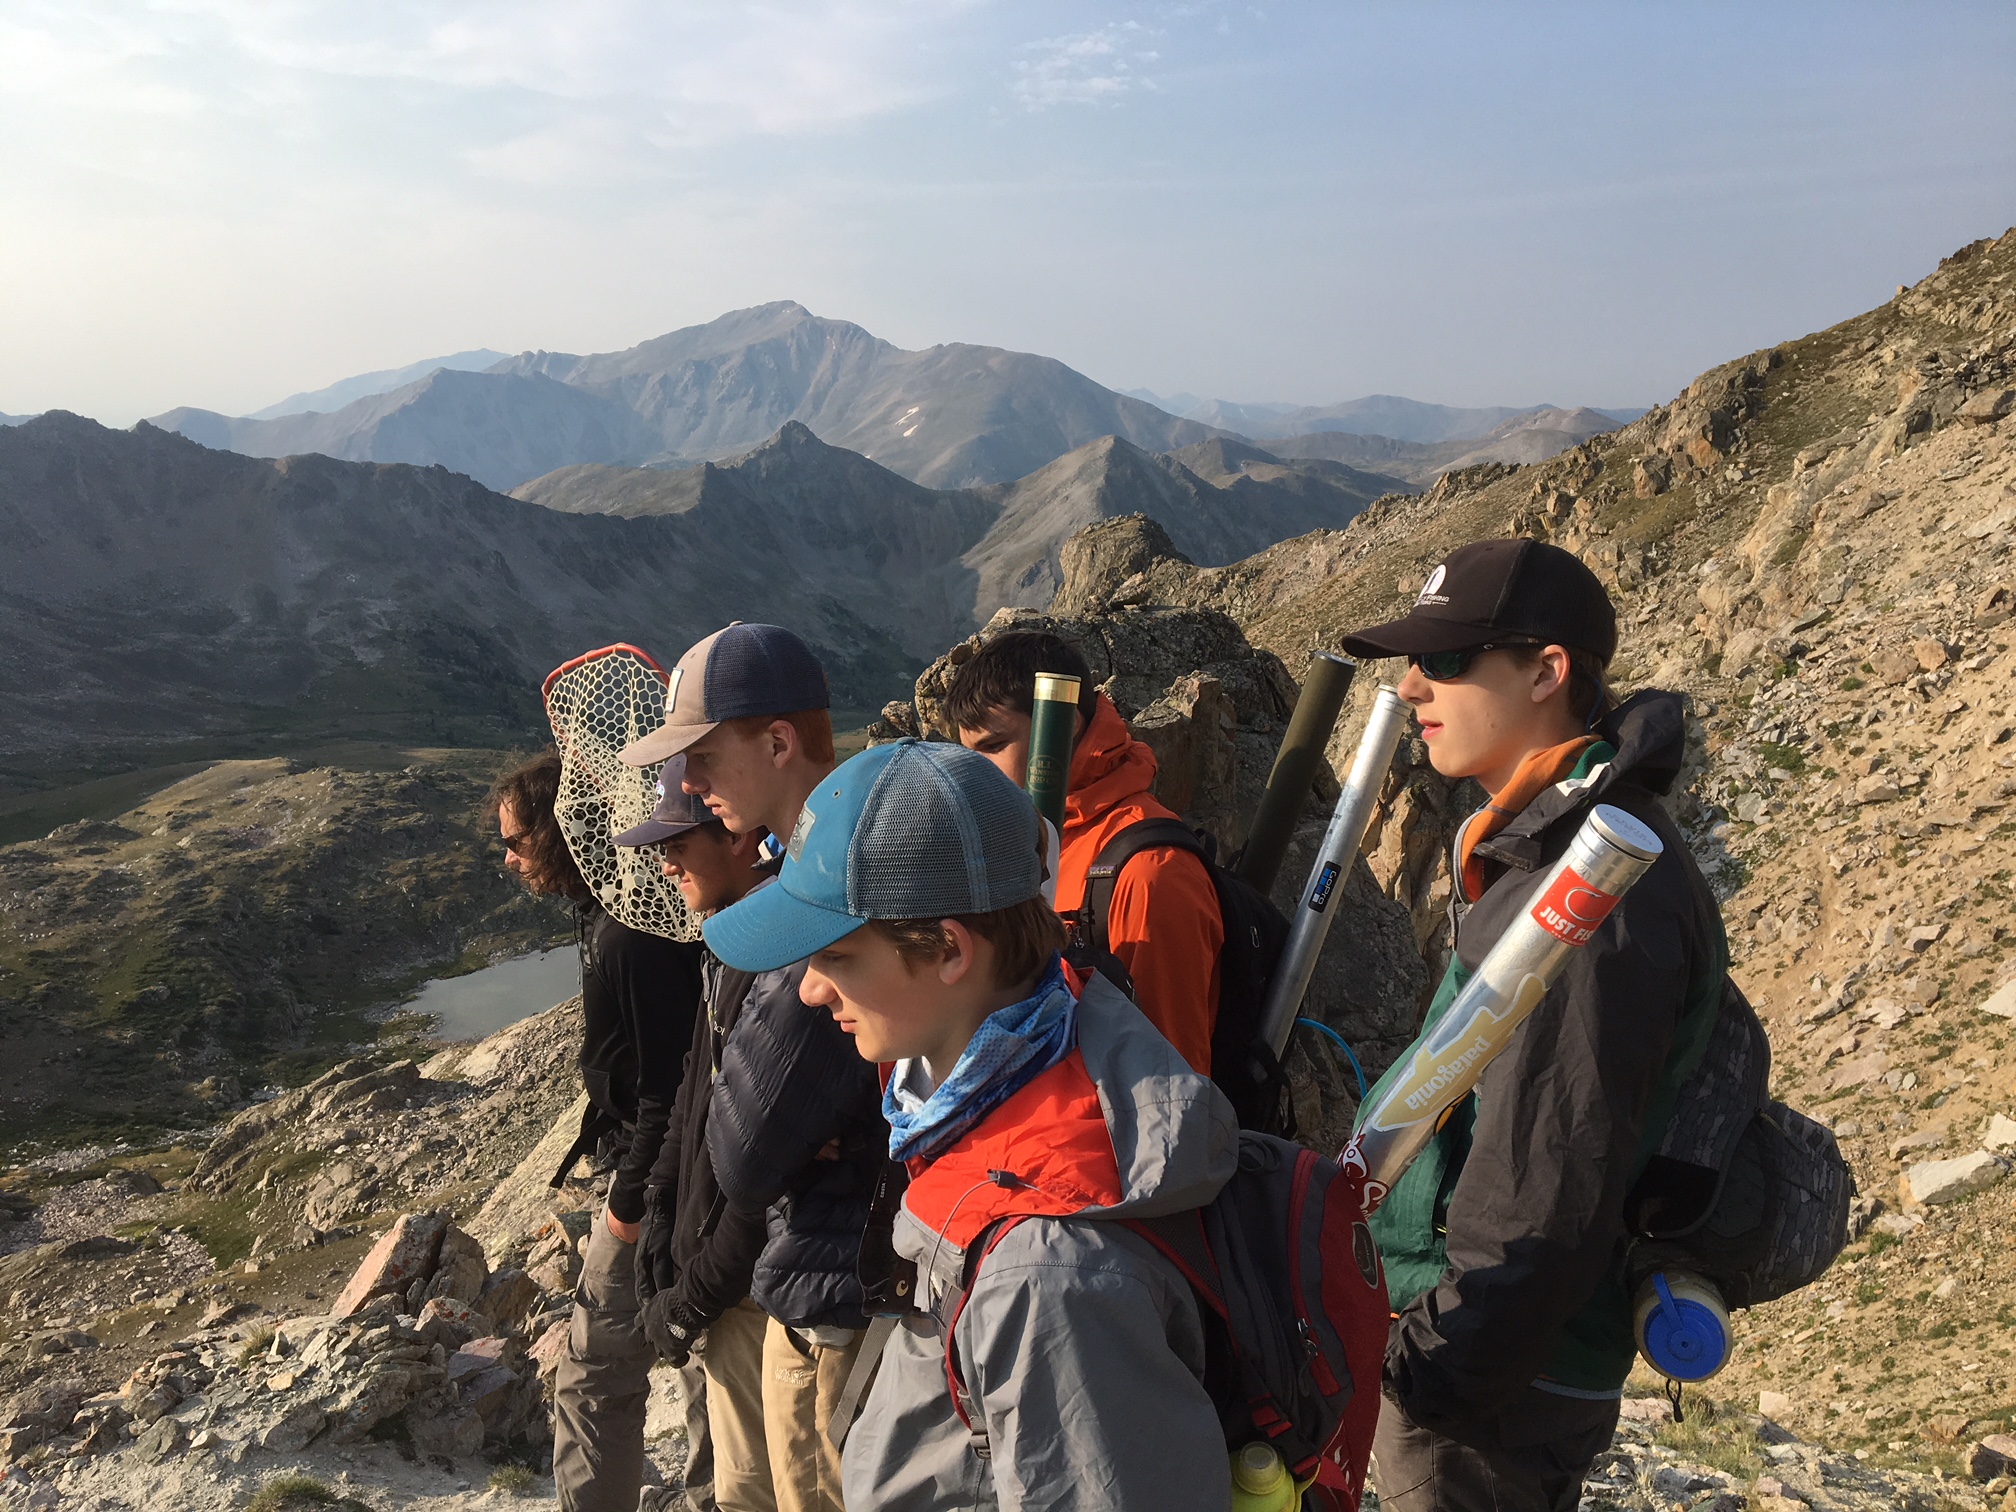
[
  {"left": 1340, "top": 539, "right": 1618, "bottom": 664},
  {"left": 613, "top": 756, "right": 716, "bottom": 847},
  {"left": 618, "top": 622, "right": 830, "bottom": 767},
  {"left": 702, "top": 739, "right": 1042, "bottom": 972}
]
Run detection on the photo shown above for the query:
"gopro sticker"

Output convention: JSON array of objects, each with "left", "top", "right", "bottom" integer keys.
[
  {"left": 1308, "top": 861, "right": 1342, "bottom": 913},
  {"left": 787, "top": 805, "right": 817, "bottom": 863}
]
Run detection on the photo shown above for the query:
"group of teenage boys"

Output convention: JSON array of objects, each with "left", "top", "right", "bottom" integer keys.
[{"left": 491, "top": 538, "right": 1736, "bottom": 1512}]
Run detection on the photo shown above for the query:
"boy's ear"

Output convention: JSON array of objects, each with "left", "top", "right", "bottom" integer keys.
[{"left": 937, "top": 918, "right": 978, "bottom": 987}]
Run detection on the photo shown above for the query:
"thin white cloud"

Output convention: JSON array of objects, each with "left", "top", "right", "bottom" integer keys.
[
  {"left": 1011, "top": 21, "right": 1160, "bottom": 109},
  {"left": 0, "top": 0, "right": 978, "bottom": 189}
]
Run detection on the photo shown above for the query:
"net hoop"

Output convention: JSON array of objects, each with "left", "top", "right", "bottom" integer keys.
[{"left": 543, "top": 643, "right": 700, "bottom": 942}]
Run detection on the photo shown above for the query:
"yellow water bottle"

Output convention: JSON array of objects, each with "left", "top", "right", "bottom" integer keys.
[{"left": 1230, "top": 1442, "right": 1299, "bottom": 1512}]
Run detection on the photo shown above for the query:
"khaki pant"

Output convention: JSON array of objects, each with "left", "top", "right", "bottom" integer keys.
[
  {"left": 761, "top": 1320, "right": 864, "bottom": 1512},
  {"left": 670, "top": 1358, "right": 715, "bottom": 1509},
  {"left": 1371, "top": 1385, "right": 1621, "bottom": 1512},
  {"left": 703, "top": 1299, "right": 777, "bottom": 1512},
  {"left": 553, "top": 1211, "right": 656, "bottom": 1512}
]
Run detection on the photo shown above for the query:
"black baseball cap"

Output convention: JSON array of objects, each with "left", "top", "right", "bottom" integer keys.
[
  {"left": 613, "top": 755, "right": 717, "bottom": 847},
  {"left": 1340, "top": 539, "right": 1617, "bottom": 664}
]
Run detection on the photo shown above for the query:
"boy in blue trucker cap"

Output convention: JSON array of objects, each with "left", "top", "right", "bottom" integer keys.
[{"left": 704, "top": 739, "right": 1240, "bottom": 1511}]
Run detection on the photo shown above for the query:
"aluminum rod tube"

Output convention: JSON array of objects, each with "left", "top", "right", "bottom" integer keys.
[
  {"left": 1024, "top": 672, "right": 1082, "bottom": 834},
  {"left": 1257, "top": 686, "right": 1413, "bottom": 1057},
  {"left": 1342, "top": 803, "right": 1663, "bottom": 1214},
  {"left": 1234, "top": 652, "right": 1356, "bottom": 896}
]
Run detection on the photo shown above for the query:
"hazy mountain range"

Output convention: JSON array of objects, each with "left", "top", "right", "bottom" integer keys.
[
  {"left": 1125, "top": 388, "right": 1645, "bottom": 442},
  {"left": 246, "top": 350, "right": 509, "bottom": 421},
  {"left": 150, "top": 303, "right": 1222, "bottom": 492},
  {"left": 133, "top": 303, "right": 1631, "bottom": 496},
  {"left": 0, "top": 411, "right": 1405, "bottom": 767}
]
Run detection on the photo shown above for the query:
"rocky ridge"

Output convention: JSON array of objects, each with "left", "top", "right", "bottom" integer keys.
[{"left": 1059, "top": 226, "right": 2016, "bottom": 1469}]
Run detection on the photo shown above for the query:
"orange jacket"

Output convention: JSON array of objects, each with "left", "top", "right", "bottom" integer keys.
[{"left": 1054, "top": 695, "right": 1223, "bottom": 1072}]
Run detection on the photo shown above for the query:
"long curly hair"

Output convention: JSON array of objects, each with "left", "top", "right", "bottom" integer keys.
[{"left": 487, "top": 749, "right": 591, "bottom": 902}]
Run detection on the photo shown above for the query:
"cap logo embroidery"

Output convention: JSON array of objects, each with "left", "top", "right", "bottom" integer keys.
[
  {"left": 664, "top": 665, "right": 684, "bottom": 714},
  {"left": 787, "top": 804, "right": 817, "bottom": 863},
  {"left": 1416, "top": 564, "right": 1451, "bottom": 607}
]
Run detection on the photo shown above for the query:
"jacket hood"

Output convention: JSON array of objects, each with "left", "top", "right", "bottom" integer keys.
[
  {"left": 1063, "top": 695, "right": 1160, "bottom": 835},
  {"left": 1474, "top": 688, "right": 1689, "bottom": 873},
  {"left": 896, "top": 971, "right": 1237, "bottom": 1257}
]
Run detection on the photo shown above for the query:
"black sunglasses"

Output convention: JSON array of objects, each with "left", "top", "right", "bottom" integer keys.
[{"left": 1407, "top": 640, "right": 1543, "bottom": 682}]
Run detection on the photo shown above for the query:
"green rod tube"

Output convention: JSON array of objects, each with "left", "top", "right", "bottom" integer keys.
[
  {"left": 1234, "top": 652, "right": 1356, "bottom": 894},
  {"left": 1025, "top": 672, "right": 1082, "bottom": 832}
]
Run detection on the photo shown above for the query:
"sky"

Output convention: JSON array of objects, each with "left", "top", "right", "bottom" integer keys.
[{"left": 3, "top": 1, "right": 2014, "bottom": 425}]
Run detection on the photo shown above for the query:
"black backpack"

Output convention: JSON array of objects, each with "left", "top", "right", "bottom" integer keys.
[
  {"left": 1065, "top": 818, "right": 1294, "bottom": 1135},
  {"left": 1624, "top": 979, "right": 1855, "bottom": 1307}
]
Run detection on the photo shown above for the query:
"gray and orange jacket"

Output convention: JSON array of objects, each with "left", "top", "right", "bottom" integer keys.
[
  {"left": 841, "top": 969, "right": 1240, "bottom": 1512},
  {"left": 1367, "top": 690, "right": 1730, "bottom": 1428}
]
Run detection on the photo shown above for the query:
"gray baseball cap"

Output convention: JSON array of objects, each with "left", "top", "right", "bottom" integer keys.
[
  {"left": 702, "top": 739, "right": 1043, "bottom": 972},
  {"left": 619, "top": 622, "right": 830, "bottom": 767},
  {"left": 613, "top": 755, "right": 715, "bottom": 847}
]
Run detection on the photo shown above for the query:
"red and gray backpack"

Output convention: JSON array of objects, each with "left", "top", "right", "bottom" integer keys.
[{"left": 949, "top": 1131, "right": 1390, "bottom": 1509}]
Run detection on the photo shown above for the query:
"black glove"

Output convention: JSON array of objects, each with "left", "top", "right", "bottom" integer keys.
[
  {"left": 640, "top": 1290, "right": 709, "bottom": 1367},
  {"left": 634, "top": 1184, "right": 680, "bottom": 1302}
]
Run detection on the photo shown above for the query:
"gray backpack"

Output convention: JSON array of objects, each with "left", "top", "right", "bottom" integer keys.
[{"left": 1623, "top": 980, "right": 1854, "bottom": 1308}]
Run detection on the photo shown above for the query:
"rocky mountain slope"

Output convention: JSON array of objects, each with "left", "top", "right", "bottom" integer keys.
[
  {"left": 516, "top": 423, "right": 1406, "bottom": 649},
  {"left": 151, "top": 301, "right": 1224, "bottom": 492},
  {"left": 0, "top": 753, "right": 560, "bottom": 1147},
  {"left": 1065, "top": 224, "right": 2016, "bottom": 1465},
  {"left": 0, "top": 415, "right": 933, "bottom": 774},
  {"left": 1, "top": 411, "right": 1392, "bottom": 787}
]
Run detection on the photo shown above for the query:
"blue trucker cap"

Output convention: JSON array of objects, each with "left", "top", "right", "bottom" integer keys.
[
  {"left": 612, "top": 755, "right": 716, "bottom": 847},
  {"left": 618, "top": 622, "right": 830, "bottom": 767},
  {"left": 702, "top": 739, "right": 1043, "bottom": 973}
]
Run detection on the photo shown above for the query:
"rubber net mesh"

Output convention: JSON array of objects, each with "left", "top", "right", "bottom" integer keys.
[{"left": 544, "top": 645, "right": 700, "bottom": 942}]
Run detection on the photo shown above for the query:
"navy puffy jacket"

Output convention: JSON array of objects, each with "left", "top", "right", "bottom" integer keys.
[{"left": 706, "top": 958, "right": 887, "bottom": 1329}]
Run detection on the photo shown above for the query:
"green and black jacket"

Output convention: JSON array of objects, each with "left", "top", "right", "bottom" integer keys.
[{"left": 1367, "top": 690, "right": 1730, "bottom": 1431}]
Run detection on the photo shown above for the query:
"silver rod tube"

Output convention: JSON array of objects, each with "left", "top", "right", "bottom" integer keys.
[
  {"left": 1343, "top": 803, "right": 1663, "bottom": 1211},
  {"left": 1258, "top": 685, "right": 1413, "bottom": 1057}
]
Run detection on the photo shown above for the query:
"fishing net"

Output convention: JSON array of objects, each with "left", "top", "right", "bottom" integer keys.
[{"left": 543, "top": 643, "right": 700, "bottom": 942}]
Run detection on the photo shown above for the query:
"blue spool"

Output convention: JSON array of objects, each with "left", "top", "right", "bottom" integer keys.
[{"left": 1636, "top": 1273, "right": 1730, "bottom": 1382}]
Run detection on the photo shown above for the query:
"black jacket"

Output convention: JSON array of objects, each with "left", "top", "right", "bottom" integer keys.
[
  {"left": 643, "top": 947, "right": 772, "bottom": 1323},
  {"left": 576, "top": 904, "right": 706, "bottom": 1226},
  {"left": 1375, "top": 691, "right": 1732, "bottom": 1425},
  {"left": 705, "top": 945, "right": 886, "bottom": 1330}
]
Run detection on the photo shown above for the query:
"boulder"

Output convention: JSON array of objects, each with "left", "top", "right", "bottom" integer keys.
[
  {"left": 1902, "top": 1150, "right": 2008, "bottom": 1207},
  {"left": 1972, "top": 1435, "right": 2016, "bottom": 1481},
  {"left": 1958, "top": 388, "right": 2015, "bottom": 424},
  {"left": 1987, "top": 1114, "right": 2016, "bottom": 1153},
  {"left": 417, "top": 1296, "right": 495, "bottom": 1350},
  {"left": 423, "top": 1224, "right": 489, "bottom": 1305},
  {"left": 475, "top": 1268, "right": 541, "bottom": 1328},
  {"left": 331, "top": 1211, "right": 449, "bottom": 1318},
  {"left": 1049, "top": 514, "right": 1194, "bottom": 617},
  {"left": 258, "top": 1402, "right": 328, "bottom": 1453},
  {"left": 1978, "top": 977, "right": 2016, "bottom": 1021},
  {"left": 410, "top": 1406, "right": 485, "bottom": 1460}
]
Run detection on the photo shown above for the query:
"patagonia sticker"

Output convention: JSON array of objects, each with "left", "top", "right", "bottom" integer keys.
[
  {"left": 1530, "top": 865, "right": 1620, "bottom": 946},
  {"left": 787, "top": 805, "right": 817, "bottom": 863},
  {"left": 1308, "top": 861, "right": 1342, "bottom": 913}
]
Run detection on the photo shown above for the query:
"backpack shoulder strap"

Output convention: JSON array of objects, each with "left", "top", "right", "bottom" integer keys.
[
  {"left": 943, "top": 1215, "right": 1033, "bottom": 1451},
  {"left": 1075, "top": 818, "right": 1209, "bottom": 971},
  {"left": 1118, "top": 1210, "right": 1228, "bottom": 1320}
]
